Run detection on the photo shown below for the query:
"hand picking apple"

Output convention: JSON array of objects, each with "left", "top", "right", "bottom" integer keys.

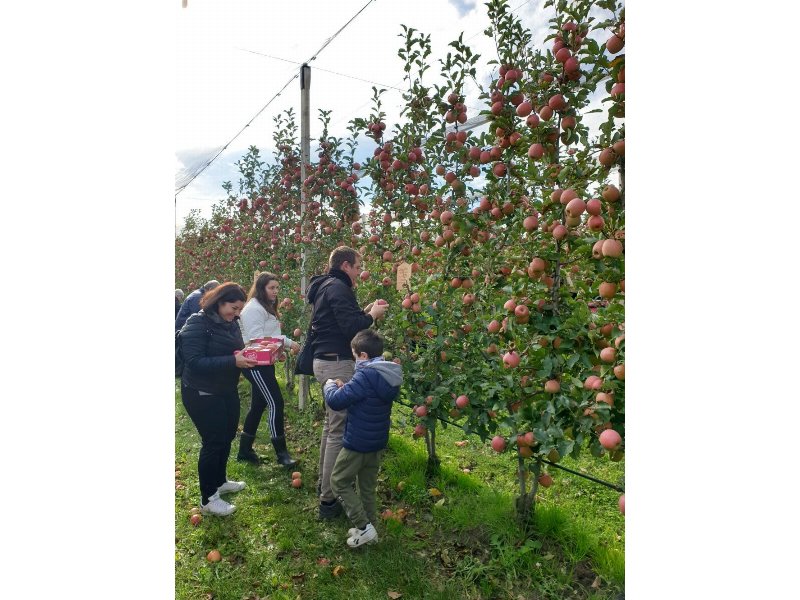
[{"left": 368, "top": 299, "right": 389, "bottom": 320}]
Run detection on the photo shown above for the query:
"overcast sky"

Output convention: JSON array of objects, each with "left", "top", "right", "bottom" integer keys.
[{"left": 175, "top": 0, "right": 564, "bottom": 227}]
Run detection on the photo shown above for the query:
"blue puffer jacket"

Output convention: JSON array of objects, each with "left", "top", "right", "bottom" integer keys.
[{"left": 324, "top": 357, "right": 403, "bottom": 453}]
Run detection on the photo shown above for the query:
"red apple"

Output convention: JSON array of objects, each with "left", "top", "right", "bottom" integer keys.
[
  {"left": 516, "top": 101, "right": 532, "bottom": 117},
  {"left": 523, "top": 215, "right": 539, "bottom": 231},
  {"left": 601, "top": 239, "right": 623, "bottom": 258},
  {"left": 599, "top": 282, "right": 617, "bottom": 299},
  {"left": 606, "top": 34, "right": 624, "bottom": 54},
  {"left": 548, "top": 94, "right": 567, "bottom": 111},
  {"left": 565, "top": 197, "right": 586, "bottom": 217},
  {"left": 528, "top": 143, "right": 544, "bottom": 159},
  {"left": 600, "top": 347, "right": 617, "bottom": 363},
  {"left": 544, "top": 379, "right": 561, "bottom": 393},
  {"left": 602, "top": 185, "right": 621, "bottom": 202},
  {"left": 586, "top": 198, "right": 602, "bottom": 215},
  {"left": 491, "top": 436, "right": 506, "bottom": 452},
  {"left": 503, "top": 351, "right": 521, "bottom": 368},
  {"left": 613, "top": 364, "right": 625, "bottom": 380},
  {"left": 599, "top": 428, "right": 622, "bottom": 450}
]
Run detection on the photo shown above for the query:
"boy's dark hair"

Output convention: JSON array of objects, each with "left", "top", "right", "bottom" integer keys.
[
  {"left": 200, "top": 282, "right": 247, "bottom": 315},
  {"left": 351, "top": 328, "right": 384, "bottom": 359}
]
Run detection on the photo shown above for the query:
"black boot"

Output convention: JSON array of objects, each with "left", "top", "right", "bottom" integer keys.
[
  {"left": 271, "top": 436, "right": 298, "bottom": 468},
  {"left": 237, "top": 432, "right": 260, "bottom": 463}
]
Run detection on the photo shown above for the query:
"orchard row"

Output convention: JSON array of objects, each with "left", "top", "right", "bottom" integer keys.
[{"left": 175, "top": 0, "right": 625, "bottom": 518}]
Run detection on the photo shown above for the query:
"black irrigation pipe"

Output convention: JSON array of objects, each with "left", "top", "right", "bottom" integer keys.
[
  {"left": 540, "top": 458, "right": 624, "bottom": 493},
  {"left": 393, "top": 399, "right": 625, "bottom": 494},
  {"left": 300, "top": 377, "right": 624, "bottom": 492}
]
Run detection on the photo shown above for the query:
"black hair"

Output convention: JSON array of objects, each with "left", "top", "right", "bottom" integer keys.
[
  {"left": 351, "top": 328, "right": 384, "bottom": 359},
  {"left": 200, "top": 282, "right": 247, "bottom": 315}
]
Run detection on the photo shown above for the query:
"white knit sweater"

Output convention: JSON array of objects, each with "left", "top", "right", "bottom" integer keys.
[{"left": 239, "top": 298, "right": 295, "bottom": 347}]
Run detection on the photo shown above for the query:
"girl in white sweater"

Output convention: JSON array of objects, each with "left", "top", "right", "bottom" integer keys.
[{"left": 237, "top": 272, "right": 300, "bottom": 467}]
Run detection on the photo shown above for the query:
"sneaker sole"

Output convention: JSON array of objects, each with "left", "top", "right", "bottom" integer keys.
[
  {"left": 201, "top": 506, "right": 236, "bottom": 516},
  {"left": 347, "top": 536, "right": 378, "bottom": 548}
]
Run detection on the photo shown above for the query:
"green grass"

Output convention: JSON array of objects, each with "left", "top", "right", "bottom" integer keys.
[{"left": 175, "top": 372, "right": 625, "bottom": 599}]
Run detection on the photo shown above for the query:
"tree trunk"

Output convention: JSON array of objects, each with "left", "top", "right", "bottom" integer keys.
[
  {"left": 285, "top": 356, "right": 294, "bottom": 391},
  {"left": 515, "top": 452, "right": 530, "bottom": 521},
  {"left": 516, "top": 457, "right": 541, "bottom": 529},
  {"left": 424, "top": 424, "right": 440, "bottom": 477}
]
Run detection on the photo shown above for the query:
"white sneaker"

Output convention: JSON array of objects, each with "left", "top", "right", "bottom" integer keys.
[
  {"left": 217, "top": 480, "right": 246, "bottom": 494},
  {"left": 201, "top": 492, "right": 236, "bottom": 516},
  {"left": 347, "top": 523, "right": 378, "bottom": 548}
]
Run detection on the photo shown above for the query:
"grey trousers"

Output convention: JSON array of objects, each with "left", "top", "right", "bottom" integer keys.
[
  {"left": 313, "top": 358, "right": 355, "bottom": 502},
  {"left": 330, "top": 447, "right": 384, "bottom": 529}
]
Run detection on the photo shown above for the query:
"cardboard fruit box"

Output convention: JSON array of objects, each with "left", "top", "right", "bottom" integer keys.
[{"left": 238, "top": 337, "right": 285, "bottom": 365}]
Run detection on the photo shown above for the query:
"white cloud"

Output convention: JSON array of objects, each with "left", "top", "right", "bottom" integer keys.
[
  {"left": 175, "top": 0, "right": 617, "bottom": 226},
  {"left": 447, "top": 0, "right": 479, "bottom": 18}
]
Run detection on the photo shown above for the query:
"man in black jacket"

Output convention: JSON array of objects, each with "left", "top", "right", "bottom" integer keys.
[
  {"left": 176, "top": 280, "right": 219, "bottom": 332},
  {"left": 306, "top": 247, "right": 388, "bottom": 519}
]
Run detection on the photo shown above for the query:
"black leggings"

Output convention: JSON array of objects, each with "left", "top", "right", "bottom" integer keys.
[
  {"left": 241, "top": 365, "right": 286, "bottom": 439},
  {"left": 181, "top": 384, "right": 240, "bottom": 503}
]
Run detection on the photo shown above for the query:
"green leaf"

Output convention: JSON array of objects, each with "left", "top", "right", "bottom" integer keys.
[{"left": 557, "top": 439, "right": 574, "bottom": 457}]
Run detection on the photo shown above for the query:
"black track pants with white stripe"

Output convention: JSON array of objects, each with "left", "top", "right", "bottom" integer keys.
[{"left": 241, "top": 365, "right": 286, "bottom": 439}]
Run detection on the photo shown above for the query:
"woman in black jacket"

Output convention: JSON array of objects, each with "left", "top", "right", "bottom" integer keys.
[{"left": 179, "top": 282, "right": 257, "bottom": 516}]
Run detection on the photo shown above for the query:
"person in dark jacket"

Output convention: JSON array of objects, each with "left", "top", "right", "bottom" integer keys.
[
  {"left": 179, "top": 282, "right": 257, "bottom": 516},
  {"left": 306, "top": 246, "right": 389, "bottom": 519},
  {"left": 325, "top": 329, "right": 402, "bottom": 548},
  {"left": 175, "top": 279, "right": 220, "bottom": 332},
  {"left": 175, "top": 289, "right": 185, "bottom": 318}
]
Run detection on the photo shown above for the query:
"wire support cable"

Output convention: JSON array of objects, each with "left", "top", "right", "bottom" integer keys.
[
  {"left": 175, "top": 72, "right": 298, "bottom": 197},
  {"left": 175, "top": 0, "right": 377, "bottom": 197}
]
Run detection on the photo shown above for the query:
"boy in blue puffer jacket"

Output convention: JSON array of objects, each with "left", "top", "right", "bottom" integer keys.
[{"left": 324, "top": 329, "right": 403, "bottom": 548}]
